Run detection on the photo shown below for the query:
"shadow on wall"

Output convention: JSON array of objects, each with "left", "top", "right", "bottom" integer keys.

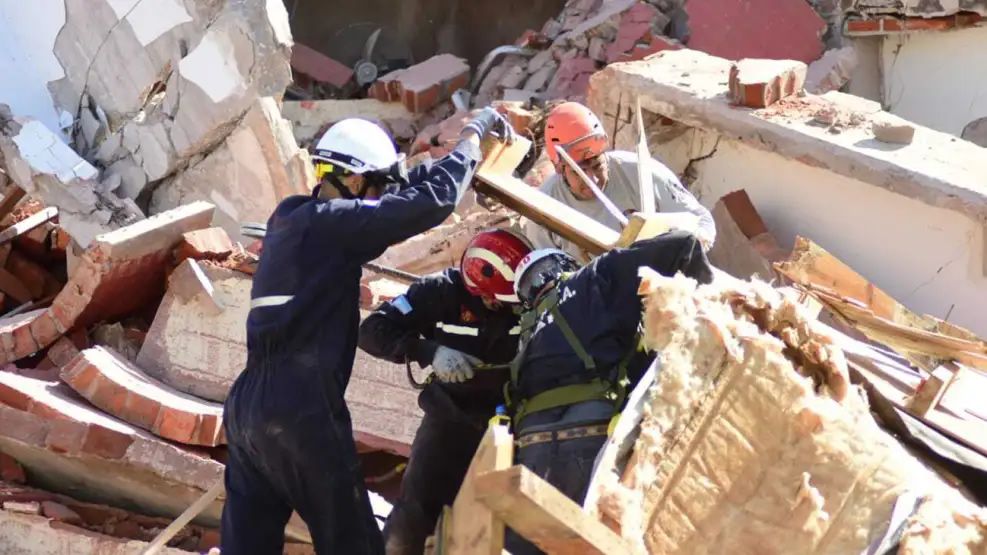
[{"left": 286, "top": 0, "right": 567, "bottom": 68}]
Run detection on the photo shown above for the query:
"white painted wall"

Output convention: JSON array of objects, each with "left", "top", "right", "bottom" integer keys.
[
  {"left": 847, "top": 37, "right": 882, "bottom": 103},
  {"left": 657, "top": 136, "right": 987, "bottom": 336},
  {"left": 0, "top": 1, "right": 68, "bottom": 134},
  {"left": 881, "top": 26, "right": 987, "bottom": 136}
]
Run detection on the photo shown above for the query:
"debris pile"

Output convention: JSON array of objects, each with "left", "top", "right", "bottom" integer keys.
[{"left": 594, "top": 272, "right": 987, "bottom": 553}]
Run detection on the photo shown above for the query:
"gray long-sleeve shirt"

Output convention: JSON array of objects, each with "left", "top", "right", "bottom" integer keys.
[{"left": 522, "top": 150, "right": 715, "bottom": 261}]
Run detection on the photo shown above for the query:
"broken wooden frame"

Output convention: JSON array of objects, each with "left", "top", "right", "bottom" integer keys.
[
  {"left": 474, "top": 136, "right": 699, "bottom": 257},
  {"left": 425, "top": 421, "right": 634, "bottom": 555},
  {"left": 775, "top": 236, "right": 987, "bottom": 422}
]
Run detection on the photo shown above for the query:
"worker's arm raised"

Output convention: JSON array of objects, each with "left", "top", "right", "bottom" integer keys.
[
  {"left": 594, "top": 230, "right": 713, "bottom": 302},
  {"left": 358, "top": 273, "right": 452, "bottom": 367}
]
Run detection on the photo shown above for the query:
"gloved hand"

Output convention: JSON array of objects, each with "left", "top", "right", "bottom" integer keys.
[
  {"left": 431, "top": 346, "right": 481, "bottom": 383},
  {"left": 460, "top": 107, "right": 516, "bottom": 144}
]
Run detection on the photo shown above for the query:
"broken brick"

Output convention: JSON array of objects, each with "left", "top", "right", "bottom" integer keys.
[
  {"left": 548, "top": 56, "right": 598, "bottom": 100},
  {"left": 290, "top": 43, "right": 354, "bottom": 88},
  {"left": 175, "top": 227, "right": 234, "bottom": 263},
  {"left": 41, "top": 500, "right": 84, "bottom": 525},
  {"left": 61, "top": 347, "right": 225, "bottom": 446},
  {"left": 3, "top": 500, "right": 41, "bottom": 514},
  {"left": 605, "top": 2, "right": 660, "bottom": 62},
  {"left": 0, "top": 451, "right": 26, "bottom": 483},
  {"left": 0, "top": 202, "right": 214, "bottom": 367},
  {"left": 373, "top": 55, "right": 470, "bottom": 114},
  {"left": 728, "top": 58, "right": 807, "bottom": 108}
]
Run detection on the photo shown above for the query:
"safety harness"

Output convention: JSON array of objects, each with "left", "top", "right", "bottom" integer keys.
[{"left": 506, "top": 277, "right": 640, "bottom": 431}]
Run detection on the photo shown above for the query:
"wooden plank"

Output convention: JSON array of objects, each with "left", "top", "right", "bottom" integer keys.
[
  {"left": 775, "top": 236, "right": 979, "bottom": 341},
  {"left": 444, "top": 421, "right": 514, "bottom": 555},
  {"left": 475, "top": 138, "right": 620, "bottom": 256},
  {"left": 907, "top": 363, "right": 960, "bottom": 418},
  {"left": 0, "top": 187, "right": 26, "bottom": 223},
  {"left": 0, "top": 206, "right": 57, "bottom": 246},
  {"left": 474, "top": 465, "right": 634, "bottom": 555},
  {"left": 0, "top": 267, "right": 33, "bottom": 304}
]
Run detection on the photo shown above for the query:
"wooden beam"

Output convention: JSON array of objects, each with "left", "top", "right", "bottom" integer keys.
[
  {"left": 474, "top": 465, "right": 634, "bottom": 555},
  {"left": 775, "top": 237, "right": 979, "bottom": 342},
  {"left": 475, "top": 138, "right": 620, "bottom": 256},
  {"left": 907, "top": 363, "right": 961, "bottom": 418},
  {"left": 443, "top": 421, "right": 514, "bottom": 555}
]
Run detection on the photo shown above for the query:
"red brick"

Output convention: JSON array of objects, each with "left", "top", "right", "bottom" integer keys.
[
  {"left": 548, "top": 56, "right": 598, "bottom": 99},
  {"left": 290, "top": 43, "right": 354, "bottom": 87},
  {"left": 402, "top": 83, "right": 441, "bottom": 114},
  {"left": 28, "top": 312, "right": 61, "bottom": 348},
  {"left": 845, "top": 19, "right": 880, "bottom": 33},
  {"left": 45, "top": 419, "right": 87, "bottom": 454},
  {"left": 720, "top": 190, "right": 769, "bottom": 239},
  {"left": 45, "top": 337, "right": 82, "bottom": 369},
  {"left": 61, "top": 347, "right": 225, "bottom": 446},
  {"left": 0, "top": 451, "right": 26, "bottom": 483},
  {"left": 728, "top": 58, "right": 807, "bottom": 109},
  {"left": 41, "top": 500, "right": 84, "bottom": 525},
  {"left": 11, "top": 319, "right": 40, "bottom": 359},
  {"left": 6, "top": 251, "right": 62, "bottom": 299},
  {"left": 376, "top": 54, "right": 469, "bottom": 113},
  {"left": 198, "top": 528, "right": 222, "bottom": 551},
  {"left": 174, "top": 227, "right": 234, "bottom": 263},
  {"left": 0, "top": 380, "right": 32, "bottom": 411},
  {"left": 80, "top": 425, "right": 133, "bottom": 459}
]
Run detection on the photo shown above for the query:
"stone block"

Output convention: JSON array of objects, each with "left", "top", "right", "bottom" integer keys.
[
  {"left": 150, "top": 98, "right": 314, "bottom": 243},
  {"left": 728, "top": 58, "right": 808, "bottom": 108},
  {"left": 872, "top": 116, "right": 916, "bottom": 145},
  {"left": 61, "top": 346, "right": 225, "bottom": 446},
  {"left": 3, "top": 500, "right": 40, "bottom": 514},
  {"left": 136, "top": 264, "right": 249, "bottom": 402},
  {"left": 40, "top": 500, "right": 83, "bottom": 525},
  {"left": 167, "top": 259, "right": 224, "bottom": 315}
]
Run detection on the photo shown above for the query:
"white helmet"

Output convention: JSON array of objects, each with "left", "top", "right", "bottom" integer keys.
[
  {"left": 313, "top": 119, "right": 402, "bottom": 174},
  {"left": 513, "top": 248, "right": 580, "bottom": 306}
]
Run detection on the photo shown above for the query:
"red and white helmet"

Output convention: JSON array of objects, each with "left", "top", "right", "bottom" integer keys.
[{"left": 460, "top": 229, "right": 534, "bottom": 304}]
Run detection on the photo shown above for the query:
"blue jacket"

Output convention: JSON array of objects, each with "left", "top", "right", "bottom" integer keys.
[
  {"left": 513, "top": 231, "right": 713, "bottom": 403},
  {"left": 246, "top": 143, "right": 481, "bottom": 397}
]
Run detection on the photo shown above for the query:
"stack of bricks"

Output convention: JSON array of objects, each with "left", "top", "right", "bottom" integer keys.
[
  {"left": 728, "top": 58, "right": 808, "bottom": 108},
  {"left": 369, "top": 54, "right": 470, "bottom": 114}
]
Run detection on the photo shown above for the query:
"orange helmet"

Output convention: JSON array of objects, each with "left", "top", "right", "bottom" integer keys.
[
  {"left": 460, "top": 229, "right": 533, "bottom": 304},
  {"left": 544, "top": 102, "right": 608, "bottom": 167}
]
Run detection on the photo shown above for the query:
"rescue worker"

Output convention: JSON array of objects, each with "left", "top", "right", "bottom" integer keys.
[
  {"left": 358, "top": 228, "right": 533, "bottom": 555},
  {"left": 504, "top": 231, "right": 714, "bottom": 554},
  {"left": 221, "top": 111, "right": 514, "bottom": 555},
  {"left": 523, "top": 102, "right": 716, "bottom": 261}
]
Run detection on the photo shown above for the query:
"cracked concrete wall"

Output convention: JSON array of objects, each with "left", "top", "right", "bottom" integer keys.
[
  {"left": 880, "top": 27, "right": 987, "bottom": 138},
  {"left": 37, "top": 0, "right": 311, "bottom": 239}
]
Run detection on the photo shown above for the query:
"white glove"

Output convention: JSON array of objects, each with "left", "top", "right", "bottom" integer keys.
[{"left": 431, "top": 346, "right": 481, "bottom": 383}]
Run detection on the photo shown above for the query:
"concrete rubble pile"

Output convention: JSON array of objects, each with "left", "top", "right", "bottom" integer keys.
[{"left": 593, "top": 272, "right": 987, "bottom": 554}]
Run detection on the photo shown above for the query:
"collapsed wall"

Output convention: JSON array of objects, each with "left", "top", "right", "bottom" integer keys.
[
  {"left": 1, "top": 0, "right": 314, "bottom": 245},
  {"left": 594, "top": 271, "right": 987, "bottom": 553}
]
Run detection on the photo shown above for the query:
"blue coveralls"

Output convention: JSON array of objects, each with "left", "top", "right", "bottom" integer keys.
[
  {"left": 358, "top": 268, "right": 521, "bottom": 554},
  {"left": 220, "top": 143, "right": 480, "bottom": 555},
  {"left": 505, "top": 231, "right": 713, "bottom": 554}
]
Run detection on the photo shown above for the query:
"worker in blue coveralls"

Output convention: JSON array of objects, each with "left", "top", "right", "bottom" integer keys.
[
  {"left": 504, "top": 231, "right": 714, "bottom": 554},
  {"left": 220, "top": 110, "right": 515, "bottom": 555}
]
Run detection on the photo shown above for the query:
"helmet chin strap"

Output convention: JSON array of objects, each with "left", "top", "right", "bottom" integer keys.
[{"left": 323, "top": 174, "right": 374, "bottom": 200}]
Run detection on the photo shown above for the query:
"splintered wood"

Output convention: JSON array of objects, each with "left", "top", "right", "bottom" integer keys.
[{"left": 592, "top": 272, "right": 987, "bottom": 554}]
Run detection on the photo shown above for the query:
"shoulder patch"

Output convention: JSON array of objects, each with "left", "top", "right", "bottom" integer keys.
[{"left": 392, "top": 295, "right": 413, "bottom": 315}]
